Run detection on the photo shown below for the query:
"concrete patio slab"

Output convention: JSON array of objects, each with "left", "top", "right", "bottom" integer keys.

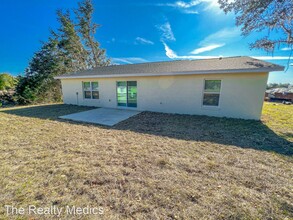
[{"left": 59, "top": 108, "right": 141, "bottom": 126}]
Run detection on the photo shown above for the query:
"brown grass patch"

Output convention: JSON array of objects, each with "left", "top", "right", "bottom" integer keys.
[{"left": 0, "top": 102, "right": 292, "bottom": 219}]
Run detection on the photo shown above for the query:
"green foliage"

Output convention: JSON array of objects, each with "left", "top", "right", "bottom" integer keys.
[
  {"left": 16, "top": 77, "right": 37, "bottom": 104},
  {"left": 22, "top": 86, "right": 37, "bottom": 103},
  {"left": 75, "top": 0, "right": 110, "bottom": 67},
  {"left": 218, "top": 0, "right": 293, "bottom": 52},
  {"left": 55, "top": 10, "right": 88, "bottom": 72},
  {"left": 0, "top": 74, "right": 17, "bottom": 106},
  {"left": 16, "top": 0, "right": 110, "bottom": 104},
  {"left": 0, "top": 73, "right": 17, "bottom": 90},
  {"left": 16, "top": 38, "right": 66, "bottom": 104}
]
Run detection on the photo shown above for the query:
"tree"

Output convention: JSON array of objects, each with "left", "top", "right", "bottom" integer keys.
[
  {"left": 16, "top": 0, "right": 110, "bottom": 104},
  {"left": 55, "top": 10, "right": 88, "bottom": 72},
  {"left": 0, "top": 73, "right": 17, "bottom": 90},
  {"left": 75, "top": 0, "right": 110, "bottom": 68},
  {"left": 16, "top": 37, "right": 65, "bottom": 103},
  {"left": 218, "top": 0, "right": 293, "bottom": 52}
]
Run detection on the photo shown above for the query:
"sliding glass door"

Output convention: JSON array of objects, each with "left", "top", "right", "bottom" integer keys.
[{"left": 117, "top": 81, "right": 137, "bottom": 107}]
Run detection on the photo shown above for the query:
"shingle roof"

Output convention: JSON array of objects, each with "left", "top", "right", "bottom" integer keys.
[{"left": 55, "top": 56, "right": 284, "bottom": 79}]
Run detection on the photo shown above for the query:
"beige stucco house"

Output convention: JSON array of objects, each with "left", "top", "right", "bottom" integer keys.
[{"left": 55, "top": 56, "right": 284, "bottom": 120}]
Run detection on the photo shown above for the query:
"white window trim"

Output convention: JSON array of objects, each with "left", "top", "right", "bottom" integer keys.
[
  {"left": 82, "top": 81, "right": 99, "bottom": 99},
  {"left": 201, "top": 79, "right": 222, "bottom": 109}
]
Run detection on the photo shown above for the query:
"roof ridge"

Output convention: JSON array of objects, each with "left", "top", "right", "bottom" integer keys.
[{"left": 108, "top": 56, "right": 249, "bottom": 68}]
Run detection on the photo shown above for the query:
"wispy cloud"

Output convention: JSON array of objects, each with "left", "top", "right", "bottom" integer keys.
[
  {"left": 157, "top": 0, "right": 201, "bottom": 8},
  {"left": 163, "top": 42, "right": 179, "bottom": 59},
  {"left": 189, "top": 27, "right": 240, "bottom": 54},
  {"left": 163, "top": 42, "right": 292, "bottom": 61},
  {"left": 191, "top": 43, "right": 225, "bottom": 54},
  {"left": 163, "top": 42, "right": 219, "bottom": 59},
  {"left": 157, "top": 0, "right": 220, "bottom": 14},
  {"left": 157, "top": 22, "right": 176, "bottom": 42},
  {"left": 199, "top": 27, "right": 241, "bottom": 46},
  {"left": 184, "top": 9, "right": 199, "bottom": 14},
  {"left": 112, "top": 57, "right": 148, "bottom": 64},
  {"left": 281, "top": 47, "right": 292, "bottom": 51},
  {"left": 135, "top": 37, "right": 154, "bottom": 45},
  {"left": 252, "top": 56, "right": 292, "bottom": 60}
]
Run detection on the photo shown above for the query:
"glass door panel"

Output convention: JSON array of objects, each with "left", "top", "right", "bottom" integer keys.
[
  {"left": 127, "top": 81, "right": 137, "bottom": 107},
  {"left": 117, "top": 82, "right": 127, "bottom": 106}
]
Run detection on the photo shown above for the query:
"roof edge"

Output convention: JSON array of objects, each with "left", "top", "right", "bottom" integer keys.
[{"left": 54, "top": 67, "right": 284, "bottom": 80}]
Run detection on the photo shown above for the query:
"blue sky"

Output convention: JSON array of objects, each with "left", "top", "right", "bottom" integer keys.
[{"left": 0, "top": 0, "right": 292, "bottom": 83}]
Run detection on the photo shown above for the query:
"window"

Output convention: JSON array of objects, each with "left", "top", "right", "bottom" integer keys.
[
  {"left": 83, "top": 82, "right": 99, "bottom": 99},
  {"left": 91, "top": 82, "right": 99, "bottom": 99},
  {"left": 203, "top": 80, "right": 221, "bottom": 106}
]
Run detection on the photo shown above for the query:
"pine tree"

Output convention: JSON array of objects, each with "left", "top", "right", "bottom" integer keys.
[
  {"left": 75, "top": 0, "right": 110, "bottom": 68},
  {"left": 56, "top": 10, "right": 88, "bottom": 72},
  {"left": 16, "top": 0, "right": 110, "bottom": 104}
]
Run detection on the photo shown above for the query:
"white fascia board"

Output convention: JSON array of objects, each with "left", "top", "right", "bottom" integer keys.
[{"left": 54, "top": 67, "right": 282, "bottom": 80}]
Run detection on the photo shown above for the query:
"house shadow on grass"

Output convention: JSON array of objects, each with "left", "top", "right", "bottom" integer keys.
[
  {"left": 114, "top": 111, "right": 293, "bottom": 156},
  {"left": 0, "top": 104, "right": 95, "bottom": 120},
  {"left": 1, "top": 104, "right": 292, "bottom": 156}
]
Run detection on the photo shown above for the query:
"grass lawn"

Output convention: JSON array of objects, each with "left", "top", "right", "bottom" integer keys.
[{"left": 0, "top": 102, "right": 292, "bottom": 219}]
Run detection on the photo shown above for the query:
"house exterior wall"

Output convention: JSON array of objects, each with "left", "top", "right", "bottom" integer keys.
[{"left": 60, "top": 72, "right": 269, "bottom": 120}]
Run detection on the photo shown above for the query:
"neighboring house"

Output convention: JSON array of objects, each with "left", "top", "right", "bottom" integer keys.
[
  {"left": 265, "top": 87, "right": 293, "bottom": 102},
  {"left": 55, "top": 56, "right": 284, "bottom": 120}
]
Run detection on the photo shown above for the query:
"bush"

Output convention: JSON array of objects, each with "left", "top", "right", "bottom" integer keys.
[
  {"left": 0, "top": 73, "right": 17, "bottom": 90},
  {"left": 15, "top": 76, "right": 62, "bottom": 105},
  {"left": 16, "top": 85, "right": 37, "bottom": 105}
]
